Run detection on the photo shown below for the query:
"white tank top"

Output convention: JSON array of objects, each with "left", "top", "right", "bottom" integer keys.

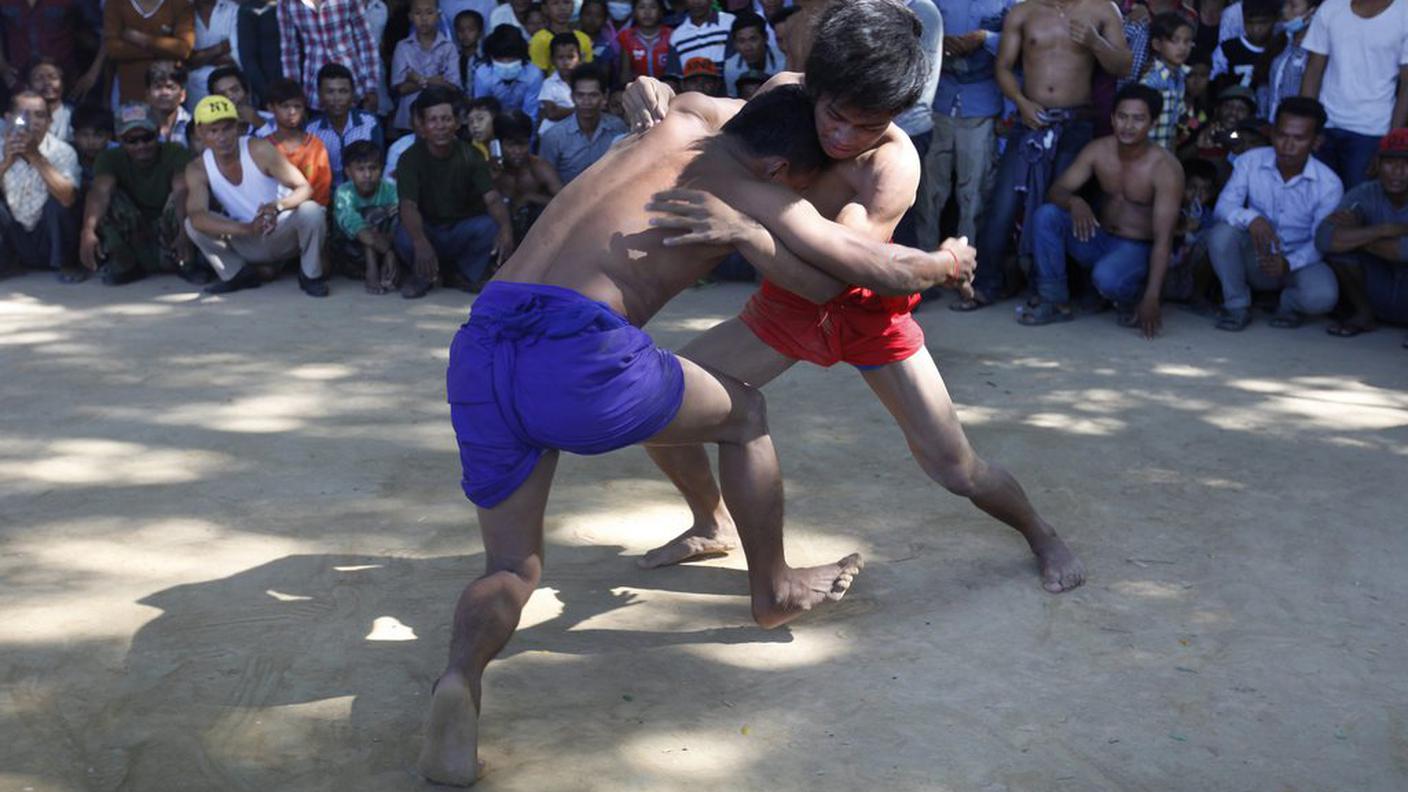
[{"left": 202, "top": 137, "right": 287, "bottom": 223}]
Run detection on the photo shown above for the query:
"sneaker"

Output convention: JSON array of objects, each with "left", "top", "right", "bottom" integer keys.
[
  {"left": 204, "top": 267, "right": 261, "bottom": 295},
  {"left": 298, "top": 273, "right": 330, "bottom": 298}
]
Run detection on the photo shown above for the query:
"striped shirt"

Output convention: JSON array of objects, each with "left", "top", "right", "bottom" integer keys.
[
  {"left": 667, "top": 10, "right": 734, "bottom": 70},
  {"left": 307, "top": 110, "right": 385, "bottom": 185}
]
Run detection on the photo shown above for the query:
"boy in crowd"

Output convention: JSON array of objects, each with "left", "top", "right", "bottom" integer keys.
[
  {"left": 463, "top": 95, "right": 500, "bottom": 159},
  {"left": 530, "top": 0, "right": 593, "bottom": 74},
  {"left": 723, "top": 12, "right": 782, "bottom": 98},
  {"left": 72, "top": 106, "right": 115, "bottom": 189},
  {"left": 538, "top": 33, "right": 582, "bottom": 135},
  {"left": 264, "top": 78, "right": 332, "bottom": 206},
  {"left": 79, "top": 103, "right": 201, "bottom": 285},
  {"left": 1141, "top": 11, "right": 1195, "bottom": 150},
  {"left": 146, "top": 61, "right": 192, "bottom": 145},
  {"left": 209, "top": 66, "right": 275, "bottom": 135},
  {"left": 391, "top": 0, "right": 461, "bottom": 134},
  {"left": 1211, "top": 0, "right": 1279, "bottom": 92},
  {"left": 454, "top": 9, "right": 486, "bottom": 88},
  {"left": 491, "top": 110, "right": 561, "bottom": 243},
  {"left": 332, "top": 140, "right": 401, "bottom": 294},
  {"left": 681, "top": 57, "right": 723, "bottom": 97},
  {"left": 308, "top": 63, "right": 384, "bottom": 186},
  {"left": 1163, "top": 156, "right": 1221, "bottom": 303}
]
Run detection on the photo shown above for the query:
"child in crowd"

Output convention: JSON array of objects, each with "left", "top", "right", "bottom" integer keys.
[
  {"left": 1258, "top": 0, "right": 1318, "bottom": 121},
  {"left": 146, "top": 61, "right": 192, "bottom": 145},
  {"left": 1180, "top": 54, "right": 1213, "bottom": 145},
  {"left": 208, "top": 66, "right": 275, "bottom": 136},
  {"left": 531, "top": 0, "right": 594, "bottom": 74},
  {"left": 491, "top": 111, "right": 561, "bottom": 243},
  {"left": 463, "top": 96, "right": 501, "bottom": 159},
  {"left": 332, "top": 140, "right": 401, "bottom": 294},
  {"left": 1164, "top": 157, "right": 1221, "bottom": 305},
  {"left": 392, "top": 0, "right": 461, "bottom": 133},
  {"left": 475, "top": 25, "right": 545, "bottom": 120},
  {"left": 27, "top": 59, "right": 73, "bottom": 142},
  {"left": 618, "top": 0, "right": 671, "bottom": 85},
  {"left": 71, "top": 106, "right": 115, "bottom": 189},
  {"left": 735, "top": 69, "right": 768, "bottom": 100},
  {"left": 538, "top": 34, "right": 581, "bottom": 134},
  {"left": 309, "top": 63, "right": 385, "bottom": 186},
  {"left": 264, "top": 78, "right": 333, "bottom": 206},
  {"left": 524, "top": 3, "right": 548, "bottom": 38},
  {"left": 1211, "top": 0, "right": 1279, "bottom": 92},
  {"left": 1140, "top": 11, "right": 1195, "bottom": 150},
  {"left": 454, "top": 10, "right": 486, "bottom": 89},
  {"left": 577, "top": 0, "right": 620, "bottom": 80}
]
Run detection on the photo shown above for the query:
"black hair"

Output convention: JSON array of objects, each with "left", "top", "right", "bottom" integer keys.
[
  {"left": 1186, "top": 51, "right": 1212, "bottom": 70},
  {"left": 736, "top": 71, "right": 769, "bottom": 92},
  {"left": 805, "top": 0, "right": 928, "bottom": 115},
  {"left": 768, "top": 5, "right": 800, "bottom": 27},
  {"left": 264, "top": 77, "right": 307, "bottom": 106},
  {"left": 1150, "top": 11, "right": 1194, "bottom": 42},
  {"left": 484, "top": 24, "right": 530, "bottom": 61},
  {"left": 1275, "top": 95, "right": 1328, "bottom": 132},
  {"left": 731, "top": 11, "right": 767, "bottom": 38},
  {"left": 721, "top": 83, "right": 828, "bottom": 174},
  {"left": 493, "top": 110, "right": 535, "bottom": 143},
  {"left": 569, "top": 63, "right": 606, "bottom": 93},
  {"left": 72, "top": 104, "right": 113, "bottom": 136},
  {"left": 550, "top": 31, "right": 582, "bottom": 57},
  {"left": 632, "top": 0, "right": 660, "bottom": 8},
  {"left": 1114, "top": 83, "right": 1163, "bottom": 122},
  {"left": 413, "top": 85, "right": 464, "bottom": 119},
  {"left": 454, "top": 9, "right": 485, "bottom": 29},
  {"left": 24, "top": 56, "right": 66, "bottom": 85},
  {"left": 145, "top": 60, "right": 188, "bottom": 89},
  {"left": 343, "top": 139, "right": 384, "bottom": 169},
  {"left": 1182, "top": 157, "right": 1218, "bottom": 185},
  {"left": 1242, "top": 0, "right": 1282, "bottom": 21},
  {"left": 317, "top": 62, "right": 355, "bottom": 89},
  {"left": 469, "top": 95, "right": 503, "bottom": 114},
  {"left": 207, "top": 66, "right": 249, "bottom": 96}
]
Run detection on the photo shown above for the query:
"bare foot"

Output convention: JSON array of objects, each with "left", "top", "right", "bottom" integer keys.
[
  {"left": 419, "top": 673, "right": 480, "bottom": 787},
  {"left": 365, "top": 281, "right": 387, "bottom": 295},
  {"left": 752, "top": 553, "right": 864, "bottom": 629},
  {"left": 1031, "top": 533, "right": 1085, "bottom": 593},
  {"left": 638, "top": 519, "right": 739, "bottom": 568}
]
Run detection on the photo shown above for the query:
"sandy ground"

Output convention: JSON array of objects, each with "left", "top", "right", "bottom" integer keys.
[{"left": 2, "top": 274, "right": 1406, "bottom": 792}]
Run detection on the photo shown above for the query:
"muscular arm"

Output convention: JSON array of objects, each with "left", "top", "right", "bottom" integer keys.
[
  {"left": 1089, "top": 2, "right": 1132, "bottom": 78},
  {"left": 249, "top": 137, "right": 313, "bottom": 209},
  {"left": 1318, "top": 210, "right": 1408, "bottom": 257},
  {"left": 994, "top": 5, "right": 1028, "bottom": 104},
  {"left": 1144, "top": 157, "right": 1185, "bottom": 301},
  {"left": 185, "top": 162, "right": 255, "bottom": 237},
  {"left": 1046, "top": 143, "right": 1098, "bottom": 209}
]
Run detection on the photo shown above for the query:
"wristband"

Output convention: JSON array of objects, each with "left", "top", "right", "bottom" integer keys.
[{"left": 945, "top": 249, "right": 959, "bottom": 280}]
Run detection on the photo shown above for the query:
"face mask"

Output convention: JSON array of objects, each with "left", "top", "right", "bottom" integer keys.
[
  {"left": 1280, "top": 15, "right": 1309, "bottom": 35},
  {"left": 492, "top": 60, "right": 523, "bottom": 81},
  {"left": 607, "top": 1, "right": 632, "bottom": 21}
]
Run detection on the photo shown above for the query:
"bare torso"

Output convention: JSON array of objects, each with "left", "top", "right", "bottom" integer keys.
[
  {"left": 1088, "top": 138, "right": 1177, "bottom": 240},
  {"left": 1017, "top": 0, "right": 1111, "bottom": 108},
  {"left": 494, "top": 157, "right": 553, "bottom": 210}
]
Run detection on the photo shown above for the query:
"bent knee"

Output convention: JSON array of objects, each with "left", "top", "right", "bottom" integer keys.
[
  {"left": 915, "top": 449, "right": 983, "bottom": 498},
  {"left": 730, "top": 385, "right": 768, "bottom": 437},
  {"left": 487, "top": 553, "right": 543, "bottom": 589}
]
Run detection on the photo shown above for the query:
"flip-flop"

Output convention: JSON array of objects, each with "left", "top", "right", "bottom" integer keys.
[
  {"left": 948, "top": 290, "right": 994, "bottom": 312},
  {"left": 1016, "top": 301, "right": 1074, "bottom": 326},
  {"left": 56, "top": 268, "right": 89, "bottom": 284},
  {"left": 1326, "top": 322, "right": 1375, "bottom": 338},
  {"left": 1268, "top": 312, "right": 1303, "bottom": 329}
]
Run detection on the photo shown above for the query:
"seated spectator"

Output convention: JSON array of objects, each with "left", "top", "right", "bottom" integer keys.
[
  {"left": 1181, "top": 84, "right": 1257, "bottom": 175},
  {"left": 1257, "top": 0, "right": 1318, "bottom": 123},
  {"left": 104, "top": 0, "right": 195, "bottom": 104},
  {"left": 0, "top": 0, "right": 102, "bottom": 100},
  {"left": 78, "top": 103, "right": 201, "bottom": 285},
  {"left": 723, "top": 12, "right": 782, "bottom": 98},
  {"left": 308, "top": 63, "right": 384, "bottom": 187},
  {"left": 680, "top": 57, "right": 724, "bottom": 97},
  {"left": 146, "top": 61, "right": 193, "bottom": 146},
  {"left": 1299, "top": 0, "right": 1408, "bottom": 190},
  {"left": 489, "top": 0, "right": 534, "bottom": 39},
  {"left": 1211, "top": 0, "right": 1278, "bottom": 92},
  {"left": 1207, "top": 97, "right": 1342, "bottom": 330},
  {"left": 332, "top": 140, "right": 401, "bottom": 293},
  {"left": 72, "top": 106, "right": 115, "bottom": 189},
  {"left": 530, "top": 0, "right": 594, "bottom": 74},
  {"left": 463, "top": 95, "right": 501, "bottom": 158},
  {"left": 183, "top": 95, "right": 329, "bottom": 296},
  {"left": 187, "top": 0, "right": 242, "bottom": 107},
  {"left": 1162, "top": 155, "right": 1222, "bottom": 303},
  {"left": 0, "top": 91, "right": 81, "bottom": 281},
  {"left": 476, "top": 24, "right": 545, "bottom": 121},
  {"left": 1140, "top": 11, "right": 1195, "bottom": 151},
  {"left": 735, "top": 69, "right": 768, "bottom": 100},
  {"left": 577, "top": 0, "right": 621, "bottom": 79},
  {"left": 393, "top": 86, "right": 513, "bottom": 298},
  {"left": 667, "top": 0, "right": 734, "bottom": 73},
  {"left": 539, "top": 65, "right": 626, "bottom": 183},
  {"left": 617, "top": 0, "right": 672, "bottom": 85},
  {"left": 1020, "top": 85, "right": 1183, "bottom": 337},
  {"left": 491, "top": 110, "right": 561, "bottom": 242},
  {"left": 277, "top": 0, "right": 382, "bottom": 112},
  {"left": 454, "top": 9, "right": 487, "bottom": 88},
  {"left": 209, "top": 66, "right": 275, "bottom": 136},
  {"left": 26, "top": 58, "right": 73, "bottom": 142},
  {"left": 538, "top": 33, "right": 583, "bottom": 135},
  {"left": 1317, "top": 128, "right": 1408, "bottom": 342},
  {"left": 263, "top": 78, "right": 332, "bottom": 206},
  {"left": 392, "top": 0, "right": 462, "bottom": 133}
]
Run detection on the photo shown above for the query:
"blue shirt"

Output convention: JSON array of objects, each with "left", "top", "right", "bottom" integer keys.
[
  {"left": 1214, "top": 146, "right": 1345, "bottom": 271},
  {"left": 307, "top": 110, "right": 384, "bottom": 186},
  {"left": 472, "top": 61, "right": 545, "bottom": 122},
  {"left": 539, "top": 112, "right": 628, "bottom": 183},
  {"left": 932, "top": 0, "right": 1010, "bottom": 118}
]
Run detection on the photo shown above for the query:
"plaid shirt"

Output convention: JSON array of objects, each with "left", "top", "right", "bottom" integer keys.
[
  {"left": 308, "top": 109, "right": 384, "bottom": 185},
  {"left": 278, "top": 0, "right": 382, "bottom": 109},
  {"left": 1140, "top": 59, "right": 1186, "bottom": 151}
]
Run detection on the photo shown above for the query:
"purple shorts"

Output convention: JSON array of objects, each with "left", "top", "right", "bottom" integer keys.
[{"left": 447, "top": 281, "right": 685, "bottom": 508}]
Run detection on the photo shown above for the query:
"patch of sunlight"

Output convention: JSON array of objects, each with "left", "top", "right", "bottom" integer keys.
[
  {"left": 648, "top": 315, "right": 731, "bottom": 333},
  {"left": 288, "top": 363, "right": 357, "bottom": 381},
  {"left": 267, "top": 589, "right": 313, "bottom": 602},
  {"left": 153, "top": 291, "right": 204, "bottom": 303},
  {"left": 334, "top": 564, "right": 384, "bottom": 572},
  {"left": 1197, "top": 477, "right": 1246, "bottom": 491},
  {"left": 0, "top": 438, "right": 233, "bottom": 488},
  {"left": 1227, "top": 378, "right": 1285, "bottom": 394},
  {"left": 366, "top": 616, "right": 418, "bottom": 641},
  {"left": 1009, "top": 356, "right": 1063, "bottom": 369},
  {"left": 558, "top": 502, "right": 695, "bottom": 548},
  {"left": 1108, "top": 580, "right": 1189, "bottom": 600},
  {"left": 619, "top": 727, "right": 748, "bottom": 779},
  {"left": 1153, "top": 363, "right": 1215, "bottom": 378},
  {"left": 1045, "top": 387, "right": 1135, "bottom": 414},
  {"left": 1206, "top": 396, "right": 1406, "bottom": 433},
  {"left": 1190, "top": 609, "right": 1229, "bottom": 625},
  {"left": 0, "top": 330, "right": 65, "bottom": 345},
  {"left": 96, "top": 303, "right": 173, "bottom": 317},
  {"left": 520, "top": 587, "right": 565, "bottom": 630},
  {"left": 0, "top": 294, "right": 66, "bottom": 316},
  {"left": 1023, "top": 412, "right": 1126, "bottom": 436},
  {"left": 157, "top": 391, "right": 323, "bottom": 433},
  {"left": 0, "top": 773, "right": 74, "bottom": 792},
  {"left": 687, "top": 628, "right": 850, "bottom": 671},
  {"left": 951, "top": 405, "right": 1017, "bottom": 426}
]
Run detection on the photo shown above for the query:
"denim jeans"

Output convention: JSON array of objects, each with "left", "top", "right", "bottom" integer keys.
[
  {"left": 1328, "top": 250, "right": 1408, "bottom": 323},
  {"left": 1316, "top": 128, "right": 1380, "bottom": 190},
  {"left": 1030, "top": 203, "right": 1151, "bottom": 305},
  {"left": 1206, "top": 222, "right": 1338, "bottom": 314},
  {"left": 394, "top": 214, "right": 500, "bottom": 283}
]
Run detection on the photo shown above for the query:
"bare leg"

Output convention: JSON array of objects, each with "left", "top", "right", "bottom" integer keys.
[
  {"left": 647, "top": 357, "right": 862, "bottom": 628},
  {"left": 861, "top": 348, "right": 1085, "bottom": 593},
  {"left": 364, "top": 247, "right": 384, "bottom": 294},
  {"left": 640, "top": 317, "right": 797, "bottom": 568},
  {"left": 419, "top": 451, "right": 558, "bottom": 787},
  {"left": 380, "top": 248, "right": 400, "bottom": 291}
]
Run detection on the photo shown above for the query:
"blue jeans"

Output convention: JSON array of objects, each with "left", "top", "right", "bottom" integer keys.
[
  {"left": 1207, "top": 222, "right": 1338, "bottom": 314},
  {"left": 974, "top": 117, "right": 1094, "bottom": 296},
  {"left": 1316, "top": 128, "right": 1380, "bottom": 190},
  {"left": 394, "top": 214, "right": 499, "bottom": 283},
  {"left": 1328, "top": 251, "right": 1408, "bottom": 323},
  {"left": 1030, "top": 203, "right": 1151, "bottom": 305}
]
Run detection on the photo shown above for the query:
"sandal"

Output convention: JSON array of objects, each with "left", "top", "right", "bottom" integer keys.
[
  {"left": 1016, "top": 301, "right": 1074, "bottom": 326},
  {"left": 1215, "top": 308, "right": 1251, "bottom": 332},
  {"left": 948, "top": 289, "right": 994, "bottom": 312},
  {"left": 1268, "top": 311, "right": 1303, "bottom": 329},
  {"left": 1326, "top": 321, "right": 1375, "bottom": 338}
]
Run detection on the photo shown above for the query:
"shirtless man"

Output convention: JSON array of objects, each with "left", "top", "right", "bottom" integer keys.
[
  {"left": 1019, "top": 83, "right": 1184, "bottom": 336},
  {"left": 624, "top": 0, "right": 1085, "bottom": 593},
  {"left": 490, "top": 110, "right": 562, "bottom": 243},
  {"left": 956, "top": 0, "right": 1132, "bottom": 310},
  {"left": 419, "top": 84, "right": 967, "bottom": 786}
]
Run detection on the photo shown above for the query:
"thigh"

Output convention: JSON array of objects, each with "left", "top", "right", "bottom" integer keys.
[
  {"left": 643, "top": 355, "right": 762, "bottom": 447},
  {"left": 926, "top": 114, "right": 956, "bottom": 173},
  {"left": 675, "top": 315, "right": 797, "bottom": 388},
  {"left": 859, "top": 346, "right": 976, "bottom": 467},
  {"left": 954, "top": 117, "right": 996, "bottom": 182},
  {"left": 476, "top": 450, "right": 557, "bottom": 573}
]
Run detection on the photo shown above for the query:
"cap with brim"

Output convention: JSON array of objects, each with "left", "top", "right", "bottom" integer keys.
[
  {"left": 115, "top": 102, "right": 157, "bottom": 136},
  {"left": 683, "top": 57, "right": 720, "bottom": 79},
  {"left": 1379, "top": 128, "right": 1408, "bottom": 158},
  {"left": 194, "top": 95, "right": 239, "bottom": 126},
  {"left": 1217, "top": 85, "right": 1256, "bottom": 109}
]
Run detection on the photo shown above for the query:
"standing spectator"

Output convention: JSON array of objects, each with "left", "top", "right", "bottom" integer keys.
[
  {"left": 1257, "top": 0, "right": 1318, "bottom": 123},
  {"left": 489, "top": 0, "right": 534, "bottom": 39},
  {"left": 539, "top": 65, "right": 625, "bottom": 183},
  {"left": 308, "top": 64, "right": 384, "bottom": 187},
  {"left": 491, "top": 110, "right": 561, "bottom": 242},
  {"left": 617, "top": 0, "right": 671, "bottom": 85},
  {"left": 530, "top": 0, "right": 594, "bottom": 74},
  {"left": 578, "top": 0, "right": 621, "bottom": 79},
  {"left": 1140, "top": 12, "right": 1195, "bottom": 150},
  {"left": 454, "top": 9, "right": 487, "bottom": 88},
  {"left": 183, "top": 95, "right": 329, "bottom": 296},
  {"left": 0, "top": 91, "right": 80, "bottom": 281},
  {"left": 332, "top": 140, "right": 401, "bottom": 293},
  {"left": 667, "top": 0, "right": 734, "bottom": 72},
  {"left": 537, "top": 33, "right": 582, "bottom": 135},
  {"left": 187, "top": 0, "right": 242, "bottom": 108},
  {"left": 278, "top": 0, "right": 382, "bottom": 112},
  {"left": 0, "top": 0, "right": 103, "bottom": 99},
  {"left": 237, "top": 0, "right": 282, "bottom": 103},
  {"left": 1210, "top": 0, "right": 1277, "bottom": 90},
  {"left": 1299, "top": 0, "right": 1408, "bottom": 190},
  {"left": 209, "top": 66, "right": 275, "bottom": 136},
  {"left": 475, "top": 24, "right": 545, "bottom": 121},
  {"left": 104, "top": 0, "right": 195, "bottom": 105},
  {"left": 145, "top": 62, "right": 192, "bottom": 146},
  {"left": 27, "top": 59, "right": 73, "bottom": 142},
  {"left": 891, "top": 0, "right": 942, "bottom": 251},
  {"left": 71, "top": 106, "right": 114, "bottom": 189},
  {"left": 1207, "top": 97, "right": 1342, "bottom": 330},
  {"left": 393, "top": 86, "right": 514, "bottom": 297},
  {"left": 722, "top": 12, "right": 783, "bottom": 97},
  {"left": 263, "top": 78, "right": 332, "bottom": 206},
  {"left": 78, "top": 103, "right": 198, "bottom": 285},
  {"left": 392, "top": 0, "right": 462, "bottom": 133}
]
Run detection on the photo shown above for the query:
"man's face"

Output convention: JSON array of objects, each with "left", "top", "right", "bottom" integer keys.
[
  {"left": 346, "top": 159, "right": 385, "bottom": 195},
  {"left": 199, "top": 118, "right": 240, "bottom": 156},
  {"left": 634, "top": 0, "right": 661, "bottom": 27},
  {"left": 734, "top": 26, "right": 766, "bottom": 65},
  {"left": 552, "top": 45, "right": 581, "bottom": 76},
  {"left": 685, "top": 0, "right": 710, "bottom": 20},
  {"left": 212, "top": 76, "right": 249, "bottom": 107},
  {"left": 410, "top": 0, "right": 440, "bottom": 33},
  {"left": 1217, "top": 98, "right": 1252, "bottom": 128},
  {"left": 11, "top": 96, "right": 51, "bottom": 140},
  {"left": 147, "top": 79, "right": 185, "bottom": 114},
  {"left": 1111, "top": 99, "right": 1154, "bottom": 146},
  {"left": 760, "top": 0, "right": 782, "bottom": 16},
  {"left": 579, "top": 1, "right": 606, "bottom": 34},
  {"left": 319, "top": 77, "right": 354, "bottom": 118},
  {"left": 1243, "top": 14, "right": 1277, "bottom": 46},
  {"left": 503, "top": 138, "right": 530, "bottom": 167},
  {"left": 456, "top": 16, "right": 483, "bottom": 50},
  {"left": 420, "top": 103, "right": 459, "bottom": 146},
  {"left": 1379, "top": 156, "right": 1408, "bottom": 195},
  {"left": 682, "top": 74, "right": 722, "bottom": 96},
  {"left": 546, "top": 0, "right": 573, "bottom": 26},
  {"left": 467, "top": 108, "right": 494, "bottom": 141},
  {"left": 813, "top": 95, "right": 894, "bottom": 161},
  {"left": 28, "top": 64, "right": 63, "bottom": 103},
  {"left": 120, "top": 126, "right": 159, "bottom": 166},
  {"left": 272, "top": 98, "right": 306, "bottom": 130},
  {"left": 1272, "top": 113, "right": 1318, "bottom": 169},
  {"left": 572, "top": 79, "right": 605, "bottom": 117},
  {"left": 1152, "top": 25, "right": 1194, "bottom": 67},
  {"left": 74, "top": 126, "right": 112, "bottom": 160}
]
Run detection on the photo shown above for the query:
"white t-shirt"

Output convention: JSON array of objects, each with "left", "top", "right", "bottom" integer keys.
[
  {"left": 536, "top": 72, "right": 574, "bottom": 135},
  {"left": 1302, "top": 0, "right": 1408, "bottom": 136}
]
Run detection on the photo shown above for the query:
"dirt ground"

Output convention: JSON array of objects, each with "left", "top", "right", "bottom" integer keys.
[{"left": 2, "top": 274, "right": 1406, "bottom": 792}]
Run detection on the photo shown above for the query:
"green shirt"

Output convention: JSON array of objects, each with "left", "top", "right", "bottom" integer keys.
[
  {"left": 395, "top": 139, "right": 493, "bottom": 226},
  {"left": 334, "top": 180, "right": 399, "bottom": 237},
  {"left": 94, "top": 143, "right": 192, "bottom": 219}
]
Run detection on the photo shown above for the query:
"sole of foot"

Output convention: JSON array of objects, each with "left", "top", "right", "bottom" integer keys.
[
  {"left": 753, "top": 553, "right": 864, "bottom": 629},
  {"left": 418, "top": 674, "right": 480, "bottom": 787},
  {"left": 637, "top": 525, "right": 739, "bottom": 569}
]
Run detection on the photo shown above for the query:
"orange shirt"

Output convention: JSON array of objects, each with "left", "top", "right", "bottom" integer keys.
[{"left": 272, "top": 132, "right": 333, "bottom": 207}]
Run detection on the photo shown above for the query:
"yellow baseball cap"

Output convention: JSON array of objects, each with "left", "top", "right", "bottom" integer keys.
[{"left": 194, "top": 95, "right": 239, "bottom": 125}]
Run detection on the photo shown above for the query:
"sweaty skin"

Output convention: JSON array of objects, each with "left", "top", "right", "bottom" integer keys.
[{"left": 997, "top": 0, "right": 1131, "bottom": 125}]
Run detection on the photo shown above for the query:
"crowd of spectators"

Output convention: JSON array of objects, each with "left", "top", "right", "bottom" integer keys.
[{"left": 0, "top": 0, "right": 1403, "bottom": 344}]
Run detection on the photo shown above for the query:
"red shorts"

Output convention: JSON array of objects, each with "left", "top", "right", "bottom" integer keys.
[{"left": 739, "top": 280, "right": 925, "bottom": 368}]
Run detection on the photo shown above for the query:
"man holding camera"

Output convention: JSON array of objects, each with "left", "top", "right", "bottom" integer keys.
[{"left": 0, "top": 91, "right": 82, "bottom": 281}]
